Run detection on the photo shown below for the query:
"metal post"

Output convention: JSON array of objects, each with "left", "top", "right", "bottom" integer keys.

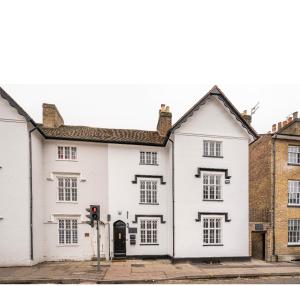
[{"left": 96, "top": 220, "right": 100, "bottom": 271}]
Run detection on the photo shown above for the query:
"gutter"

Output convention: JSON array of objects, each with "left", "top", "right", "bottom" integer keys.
[
  {"left": 167, "top": 137, "right": 175, "bottom": 259},
  {"left": 271, "top": 134, "right": 277, "bottom": 258},
  {"left": 29, "top": 126, "right": 38, "bottom": 261}
]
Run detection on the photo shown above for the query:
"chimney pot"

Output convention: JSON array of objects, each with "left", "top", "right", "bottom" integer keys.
[
  {"left": 278, "top": 122, "right": 282, "bottom": 130},
  {"left": 272, "top": 124, "right": 277, "bottom": 133},
  {"left": 288, "top": 116, "right": 293, "bottom": 123},
  {"left": 283, "top": 120, "right": 288, "bottom": 126},
  {"left": 43, "top": 103, "right": 64, "bottom": 128}
]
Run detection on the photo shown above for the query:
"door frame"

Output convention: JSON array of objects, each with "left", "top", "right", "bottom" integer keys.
[
  {"left": 251, "top": 231, "right": 266, "bottom": 260},
  {"left": 113, "top": 220, "right": 127, "bottom": 258}
]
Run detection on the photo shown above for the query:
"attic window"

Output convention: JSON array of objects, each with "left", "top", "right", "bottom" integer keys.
[
  {"left": 140, "top": 151, "right": 158, "bottom": 165},
  {"left": 288, "top": 146, "right": 300, "bottom": 165},
  {"left": 58, "top": 146, "right": 77, "bottom": 160},
  {"left": 203, "top": 141, "right": 222, "bottom": 158}
]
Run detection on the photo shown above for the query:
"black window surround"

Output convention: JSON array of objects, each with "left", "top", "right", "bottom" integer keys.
[
  {"left": 195, "top": 168, "right": 231, "bottom": 179},
  {"left": 132, "top": 175, "right": 166, "bottom": 184},
  {"left": 132, "top": 215, "right": 166, "bottom": 224},
  {"left": 195, "top": 212, "right": 231, "bottom": 222}
]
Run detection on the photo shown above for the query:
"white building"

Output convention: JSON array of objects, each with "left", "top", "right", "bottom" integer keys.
[{"left": 0, "top": 86, "right": 257, "bottom": 266}]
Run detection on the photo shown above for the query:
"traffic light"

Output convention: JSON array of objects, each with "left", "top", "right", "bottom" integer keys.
[{"left": 86, "top": 205, "right": 100, "bottom": 227}]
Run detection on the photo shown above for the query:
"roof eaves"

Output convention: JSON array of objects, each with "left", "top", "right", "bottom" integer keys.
[{"left": 168, "top": 85, "right": 258, "bottom": 140}]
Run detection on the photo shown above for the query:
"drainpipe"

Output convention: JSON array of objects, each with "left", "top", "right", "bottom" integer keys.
[
  {"left": 272, "top": 135, "right": 276, "bottom": 259},
  {"left": 167, "top": 137, "right": 175, "bottom": 260},
  {"left": 29, "top": 126, "right": 37, "bottom": 261}
]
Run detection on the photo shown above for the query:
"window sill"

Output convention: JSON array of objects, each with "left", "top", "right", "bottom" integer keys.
[
  {"left": 203, "top": 200, "right": 223, "bottom": 202},
  {"left": 139, "top": 163, "right": 159, "bottom": 166},
  {"left": 56, "top": 159, "right": 78, "bottom": 162},
  {"left": 140, "top": 244, "right": 159, "bottom": 246},
  {"left": 288, "top": 244, "right": 300, "bottom": 247},
  {"left": 203, "top": 155, "right": 224, "bottom": 159},
  {"left": 56, "top": 201, "right": 78, "bottom": 204},
  {"left": 139, "top": 203, "right": 159, "bottom": 205},
  {"left": 287, "top": 204, "right": 300, "bottom": 208},
  {"left": 57, "top": 244, "right": 79, "bottom": 247},
  {"left": 203, "top": 244, "right": 224, "bottom": 247},
  {"left": 288, "top": 163, "right": 300, "bottom": 166}
]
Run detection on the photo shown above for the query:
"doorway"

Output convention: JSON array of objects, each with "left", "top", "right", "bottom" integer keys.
[
  {"left": 113, "top": 220, "right": 126, "bottom": 258},
  {"left": 251, "top": 232, "right": 266, "bottom": 260}
]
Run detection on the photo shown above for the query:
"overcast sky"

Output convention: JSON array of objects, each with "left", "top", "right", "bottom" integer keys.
[{"left": 2, "top": 84, "right": 300, "bottom": 134}]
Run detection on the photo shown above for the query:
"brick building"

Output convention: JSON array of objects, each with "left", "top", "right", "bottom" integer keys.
[{"left": 250, "top": 112, "right": 300, "bottom": 261}]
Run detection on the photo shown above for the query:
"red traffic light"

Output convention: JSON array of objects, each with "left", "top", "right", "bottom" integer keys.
[{"left": 91, "top": 207, "right": 97, "bottom": 213}]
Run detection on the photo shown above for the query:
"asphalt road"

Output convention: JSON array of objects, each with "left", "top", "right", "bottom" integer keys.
[{"left": 161, "top": 275, "right": 300, "bottom": 284}]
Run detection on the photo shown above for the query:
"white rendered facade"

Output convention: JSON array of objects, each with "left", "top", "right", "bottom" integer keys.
[{"left": 0, "top": 86, "right": 256, "bottom": 266}]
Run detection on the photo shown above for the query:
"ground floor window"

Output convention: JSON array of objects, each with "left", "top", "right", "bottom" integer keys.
[
  {"left": 288, "top": 219, "right": 300, "bottom": 245},
  {"left": 203, "top": 217, "right": 222, "bottom": 245},
  {"left": 58, "top": 219, "right": 78, "bottom": 245},
  {"left": 140, "top": 220, "right": 158, "bottom": 244}
]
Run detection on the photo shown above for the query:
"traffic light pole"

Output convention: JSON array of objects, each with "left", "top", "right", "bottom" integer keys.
[{"left": 96, "top": 220, "right": 100, "bottom": 271}]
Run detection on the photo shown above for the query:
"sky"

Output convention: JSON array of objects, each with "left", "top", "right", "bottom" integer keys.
[{"left": 2, "top": 84, "right": 300, "bottom": 134}]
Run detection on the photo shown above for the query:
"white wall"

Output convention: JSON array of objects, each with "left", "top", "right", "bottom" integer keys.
[
  {"left": 173, "top": 97, "right": 250, "bottom": 258},
  {"left": 0, "top": 97, "right": 31, "bottom": 266},
  {"left": 42, "top": 140, "right": 109, "bottom": 261},
  {"left": 32, "top": 130, "right": 45, "bottom": 264},
  {"left": 108, "top": 144, "right": 170, "bottom": 257}
]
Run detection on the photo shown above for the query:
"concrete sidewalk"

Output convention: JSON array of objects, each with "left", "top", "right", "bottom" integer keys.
[{"left": 0, "top": 259, "right": 300, "bottom": 283}]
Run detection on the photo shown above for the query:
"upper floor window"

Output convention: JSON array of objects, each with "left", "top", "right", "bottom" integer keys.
[
  {"left": 288, "top": 146, "right": 300, "bottom": 165},
  {"left": 203, "top": 141, "right": 222, "bottom": 157},
  {"left": 203, "top": 217, "right": 222, "bottom": 245},
  {"left": 140, "top": 180, "right": 157, "bottom": 204},
  {"left": 140, "top": 219, "right": 158, "bottom": 245},
  {"left": 58, "top": 146, "right": 77, "bottom": 160},
  {"left": 288, "top": 180, "right": 300, "bottom": 206},
  {"left": 58, "top": 219, "right": 78, "bottom": 245},
  {"left": 203, "top": 174, "right": 222, "bottom": 200},
  {"left": 58, "top": 177, "right": 78, "bottom": 202},
  {"left": 288, "top": 219, "right": 300, "bottom": 245},
  {"left": 140, "top": 151, "right": 158, "bottom": 165}
]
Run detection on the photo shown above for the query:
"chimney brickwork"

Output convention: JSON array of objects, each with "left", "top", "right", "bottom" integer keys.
[
  {"left": 157, "top": 104, "right": 172, "bottom": 136},
  {"left": 241, "top": 110, "right": 252, "bottom": 125},
  {"left": 43, "top": 103, "right": 64, "bottom": 128}
]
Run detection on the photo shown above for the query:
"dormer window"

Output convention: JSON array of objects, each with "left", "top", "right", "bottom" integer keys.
[
  {"left": 140, "top": 151, "right": 158, "bottom": 165},
  {"left": 203, "top": 141, "right": 222, "bottom": 158},
  {"left": 58, "top": 146, "right": 77, "bottom": 160}
]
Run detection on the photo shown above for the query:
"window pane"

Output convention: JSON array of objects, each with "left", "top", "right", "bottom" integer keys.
[
  {"left": 140, "top": 152, "right": 145, "bottom": 164},
  {"left": 71, "top": 147, "right": 77, "bottom": 160},
  {"left": 152, "top": 152, "right": 157, "bottom": 165},
  {"left": 65, "top": 147, "right": 70, "bottom": 159},
  {"left": 58, "top": 146, "right": 64, "bottom": 159}
]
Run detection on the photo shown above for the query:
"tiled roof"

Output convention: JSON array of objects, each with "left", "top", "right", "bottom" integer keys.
[{"left": 38, "top": 124, "right": 166, "bottom": 146}]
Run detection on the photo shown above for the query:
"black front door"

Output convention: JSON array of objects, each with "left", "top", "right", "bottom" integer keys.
[{"left": 113, "top": 221, "right": 126, "bottom": 257}]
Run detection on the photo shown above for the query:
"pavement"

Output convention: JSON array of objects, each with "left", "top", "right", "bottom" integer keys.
[{"left": 1, "top": 259, "right": 300, "bottom": 284}]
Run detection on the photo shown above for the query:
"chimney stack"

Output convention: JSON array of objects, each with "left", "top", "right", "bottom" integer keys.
[
  {"left": 157, "top": 104, "right": 172, "bottom": 136},
  {"left": 241, "top": 110, "right": 252, "bottom": 125},
  {"left": 43, "top": 103, "right": 64, "bottom": 128},
  {"left": 293, "top": 112, "right": 298, "bottom": 120}
]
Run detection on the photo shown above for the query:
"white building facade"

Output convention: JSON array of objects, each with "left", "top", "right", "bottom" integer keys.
[{"left": 0, "top": 86, "right": 257, "bottom": 266}]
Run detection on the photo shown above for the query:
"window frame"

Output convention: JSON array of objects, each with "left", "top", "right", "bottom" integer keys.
[
  {"left": 139, "top": 180, "right": 158, "bottom": 205},
  {"left": 203, "top": 140, "right": 223, "bottom": 158},
  {"left": 288, "top": 180, "right": 300, "bottom": 206},
  {"left": 57, "top": 176, "right": 78, "bottom": 203},
  {"left": 139, "top": 151, "right": 158, "bottom": 166},
  {"left": 57, "top": 218, "right": 79, "bottom": 246},
  {"left": 288, "top": 145, "right": 300, "bottom": 165},
  {"left": 202, "top": 216, "right": 223, "bottom": 246},
  {"left": 203, "top": 173, "right": 222, "bottom": 201},
  {"left": 288, "top": 219, "right": 300, "bottom": 246},
  {"left": 140, "top": 219, "right": 159, "bottom": 245},
  {"left": 57, "top": 145, "right": 78, "bottom": 161}
]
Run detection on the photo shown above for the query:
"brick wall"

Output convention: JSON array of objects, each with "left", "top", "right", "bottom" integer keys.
[{"left": 274, "top": 139, "right": 300, "bottom": 257}]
